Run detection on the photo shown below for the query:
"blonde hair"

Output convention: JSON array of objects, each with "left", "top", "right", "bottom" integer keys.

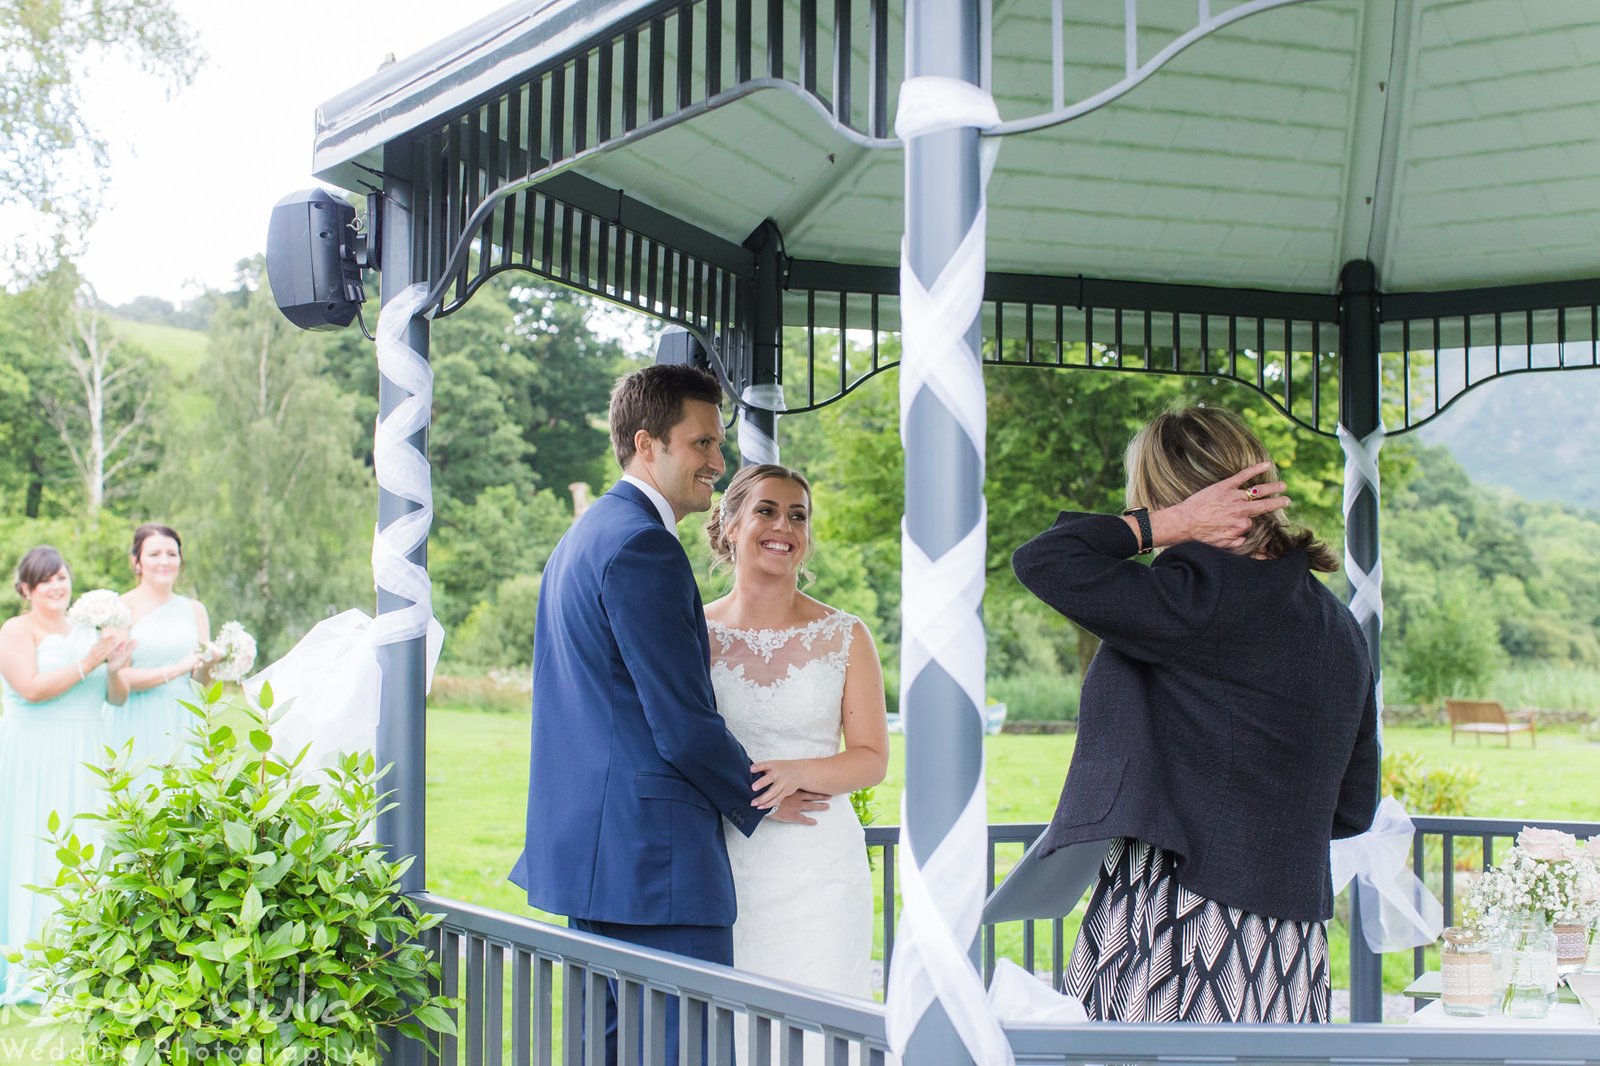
[
  {"left": 1125, "top": 405, "right": 1338, "bottom": 571},
  {"left": 706, "top": 463, "right": 816, "bottom": 581}
]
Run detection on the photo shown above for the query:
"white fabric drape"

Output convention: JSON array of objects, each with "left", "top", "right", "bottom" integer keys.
[
  {"left": 254, "top": 283, "right": 443, "bottom": 771},
  {"left": 1331, "top": 797, "right": 1445, "bottom": 952}
]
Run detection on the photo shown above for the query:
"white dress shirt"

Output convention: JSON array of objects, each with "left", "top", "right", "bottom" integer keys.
[{"left": 620, "top": 474, "right": 678, "bottom": 530}]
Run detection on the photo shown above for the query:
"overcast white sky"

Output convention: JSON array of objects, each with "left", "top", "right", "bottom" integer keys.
[{"left": 66, "top": 0, "right": 513, "bottom": 307}]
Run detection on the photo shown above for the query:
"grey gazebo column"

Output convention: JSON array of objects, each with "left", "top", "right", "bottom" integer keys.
[
  {"left": 1338, "top": 258, "right": 1384, "bottom": 1023},
  {"left": 372, "top": 147, "right": 435, "bottom": 1062},
  {"left": 738, "top": 221, "right": 784, "bottom": 466},
  {"left": 376, "top": 152, "right": 429, "bottom": 897},
  {"left": 891, "top": 0, "right": 996, "bottom": 1063}
]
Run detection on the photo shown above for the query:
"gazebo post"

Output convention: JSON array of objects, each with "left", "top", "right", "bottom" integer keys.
[
  {"left": 1338, "top": 258, "right": 1384, "bottom": 1024},
  {"left": 375, "top": 149, "right": 430, "bottom": 900},
  {"left": 896, "top": 0, "right": 988, "bottom": 1063},
  {"left": 738, "top": 220, "right": 784, "bottom": 466},
  {"left": 374, "top": 145, "right": 430, "bottom": 1066}
]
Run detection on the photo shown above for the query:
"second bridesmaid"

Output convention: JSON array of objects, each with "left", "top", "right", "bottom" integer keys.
[{"left": 108, "top": 523, "right": 217, "bottom": 768}]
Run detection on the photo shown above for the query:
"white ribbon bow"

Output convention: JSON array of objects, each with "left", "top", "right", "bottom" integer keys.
[{"left": 1331, "top": 797, "right": 1444, "bottom": 953}]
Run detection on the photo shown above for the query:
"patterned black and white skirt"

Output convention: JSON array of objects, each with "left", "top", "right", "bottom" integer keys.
[{"left": 1063, "top": 838, "right": 1329, "bottom": 1023}]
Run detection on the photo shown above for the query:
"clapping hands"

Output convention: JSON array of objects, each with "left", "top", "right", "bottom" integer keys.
[{"left": 91, "top": 631, "right": 135, "bottom": 674}]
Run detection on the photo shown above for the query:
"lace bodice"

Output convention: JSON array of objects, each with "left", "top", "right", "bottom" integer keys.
[{"left": 707, "top": 610, "right": 857, "bottom": 763}]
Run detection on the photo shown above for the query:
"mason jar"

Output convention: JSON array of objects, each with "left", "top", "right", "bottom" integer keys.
[
  {"left": 1504, "top": 914, "right": 1559, "bottom": 1020},
  {"left": 1440, "top": 925, "right": 1498, "bottom": 1017}
]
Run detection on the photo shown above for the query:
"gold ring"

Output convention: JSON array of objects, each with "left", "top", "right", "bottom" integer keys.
[{"left": 1244, "top": 486, "right": 1259, "bottom": 500}]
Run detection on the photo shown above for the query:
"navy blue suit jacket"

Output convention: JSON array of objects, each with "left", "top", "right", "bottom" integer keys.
[{"left": 510, "top": 481, "right": 764, "bottom": 926}]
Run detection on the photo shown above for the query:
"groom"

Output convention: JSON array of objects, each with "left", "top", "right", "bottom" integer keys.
[{"left": 511, "top": 364, "right": 822, "bottom": 1063}]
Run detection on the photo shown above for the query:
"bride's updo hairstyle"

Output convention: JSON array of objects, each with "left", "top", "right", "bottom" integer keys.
[
  {"left": 1125, "top": 404, "right": 1339, "bottom": 572},
  {"left": 706, "top": 463, "right": 816, "bottom": 580}
]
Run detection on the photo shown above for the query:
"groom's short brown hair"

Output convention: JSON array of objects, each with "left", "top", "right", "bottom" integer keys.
[{"left": 610, "top": 364, "right": 724, "bottom": 468}]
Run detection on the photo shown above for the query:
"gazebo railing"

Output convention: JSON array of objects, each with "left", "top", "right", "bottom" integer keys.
[
  {"left": 417, "top": 815, "right": 1600, "bottom": 1065},
  {"left": 865, "top": 816, "right": 1600, "bottom": 1023},
  {"left": 416, "top": 893, "right": 891, "bottom": 1066},
  {"left": 417, "top": 817, "right": 1600, "bottom": 1066}
]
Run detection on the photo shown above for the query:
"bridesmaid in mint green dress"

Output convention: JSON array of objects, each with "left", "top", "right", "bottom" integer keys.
[
  {"left": 0, "top": 546, "right": 131, "bottom": 1004},
  {"left": 107, "top": 524, "right": 217, "bottom": 769}
]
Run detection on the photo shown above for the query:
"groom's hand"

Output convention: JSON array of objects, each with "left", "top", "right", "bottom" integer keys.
[{"left": 768, "top": 791, "right": 829, "bottom": 825}]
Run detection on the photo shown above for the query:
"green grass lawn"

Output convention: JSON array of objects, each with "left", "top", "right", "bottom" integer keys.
[
  {"left": 4, "top": 712, "right": 1593, "bottom": 1062},
  {"left": 427, "top": 711, "right": 1600, "bottom": 903}
]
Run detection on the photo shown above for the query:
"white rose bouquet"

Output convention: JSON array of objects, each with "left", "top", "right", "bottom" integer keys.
[
  {"left": 67, "top": 590, "right": 131, "bottom": 632},
  {"left": 204, "top": 621, "right": 258, "bottom": 684},
  {"left": 1465, "top": 826, "right": 1600, "bottom": 931}
]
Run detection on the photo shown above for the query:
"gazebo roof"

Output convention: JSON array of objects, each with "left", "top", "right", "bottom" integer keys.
[{"left": 315, "top": 0, "right": 1600, "bottom": 297}]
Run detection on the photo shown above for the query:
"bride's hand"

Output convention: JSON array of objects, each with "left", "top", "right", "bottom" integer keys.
[
  {"left": 769, "top": 790, "right": 829, "bottom": 825},
  {"left": 751, "top": 759, "right": 812, "bottom": 810}
]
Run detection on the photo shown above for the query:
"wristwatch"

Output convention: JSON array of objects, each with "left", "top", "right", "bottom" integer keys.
[{"left": 1122, "top": 507, "right": 1154, "bottom": 555}]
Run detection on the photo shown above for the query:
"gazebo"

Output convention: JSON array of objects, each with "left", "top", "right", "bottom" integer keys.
[{"left": 289, "top": 0, "right": 1600, "bottom": 1062}]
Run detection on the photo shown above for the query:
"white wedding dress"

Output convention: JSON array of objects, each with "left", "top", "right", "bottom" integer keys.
[{"left": 709, "top": 609, "right": 873, "bottom": 1000}]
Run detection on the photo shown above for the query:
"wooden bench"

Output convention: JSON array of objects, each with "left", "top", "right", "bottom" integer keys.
[{"left": 1445, "top": 699, "right": 1536, "bottom": 747}]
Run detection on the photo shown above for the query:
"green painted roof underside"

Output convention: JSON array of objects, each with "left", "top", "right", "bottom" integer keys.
[{"left": 320, "top": 0, "right": 1600, "bottom": 295}]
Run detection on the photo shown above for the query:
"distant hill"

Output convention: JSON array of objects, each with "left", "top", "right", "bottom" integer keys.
[
  {"left": 108, "top": 316, "right": 211, "bottom": 422},
  {"left": 1418, "top": 369, "right": 1600, "bottom": 511},
  {"left": 110, "top": 317, "right": 208, "bottom": 376}
]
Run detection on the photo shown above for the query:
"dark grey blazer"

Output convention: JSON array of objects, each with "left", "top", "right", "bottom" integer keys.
[{"left": 1012, "top": 511, "right": 1379, "bottom": 922}]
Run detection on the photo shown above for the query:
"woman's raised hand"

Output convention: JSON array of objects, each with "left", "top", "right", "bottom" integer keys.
[{"left": 1165, "top": 461, "right": 1289, "bottom": 551}]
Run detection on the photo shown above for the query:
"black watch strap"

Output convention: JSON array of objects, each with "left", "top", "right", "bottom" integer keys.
[{"left": 1122, "top": 507, "right": 1154, "bottom": 555}]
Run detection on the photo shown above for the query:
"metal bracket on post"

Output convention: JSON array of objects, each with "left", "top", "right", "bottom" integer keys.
[{"left": 1338, "top": 257, "right": 1385, "bottom": 1024}]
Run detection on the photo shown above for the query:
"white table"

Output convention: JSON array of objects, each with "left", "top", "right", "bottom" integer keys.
[{"left": 1408, "top": 1000, "right": 1594, "bottom": 1028}]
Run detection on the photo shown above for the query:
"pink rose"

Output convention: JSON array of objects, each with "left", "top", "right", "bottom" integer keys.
[{"left": 1518, "top": 826, "right": 1579, "bottom": 861}]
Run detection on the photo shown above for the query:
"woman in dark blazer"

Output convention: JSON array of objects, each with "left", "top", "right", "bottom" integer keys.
[{"left": 1012, "top": 405, "right": 1379, "bottom": 1025}]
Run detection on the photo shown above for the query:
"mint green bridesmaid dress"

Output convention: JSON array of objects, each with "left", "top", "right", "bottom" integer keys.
[
  {"left": 0, "top": 627, "right": 110, "bottom": 1004},
  {"left": 106, "top": 595, "right": 199, "bottom": 769}
]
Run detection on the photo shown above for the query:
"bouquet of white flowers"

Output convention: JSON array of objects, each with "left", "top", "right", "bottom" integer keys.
[
  {"left": 66, "top": 590, "right": 131, "bottom": 632},
  {"left": 1465, "top": 826, "right": 1600, "bottom": 930},
  {"left": 205, "top": 621, "right": 258, "bottom": 684}
]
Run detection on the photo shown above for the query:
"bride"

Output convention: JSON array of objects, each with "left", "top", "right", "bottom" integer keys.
[{"left": 703, "top": 463, "right": 889, "bottom": 999}]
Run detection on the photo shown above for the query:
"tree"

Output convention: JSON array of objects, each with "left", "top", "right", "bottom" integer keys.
[
  {"left": 324, "top": 276, "right": 627, "bottom": 503},
  {"left": 34, "top": 278, "right": 158, "bottom": 513},
  {"left": 431, "top": 485, "right": 570, "bottom": 630},
  {"left": 153, "top": 262, "right": 371, "bottom": 659},
  {"left": 2, "top": 0, "right": 199, "bottom": 257},
  {"left": 1395, "top": 575, "right": 1503, "bottom": 708}
]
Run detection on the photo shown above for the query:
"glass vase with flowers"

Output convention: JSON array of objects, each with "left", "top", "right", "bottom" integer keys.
[{"left": 1464, "top": 827, "right": 1600, "bottom": 1018}]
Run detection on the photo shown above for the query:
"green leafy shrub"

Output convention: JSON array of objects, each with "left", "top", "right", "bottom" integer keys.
[
  {"left": 450, "top": 572, "right": 540, "bottom": 669},
  {"left": 1381, "top": 750, "right": 1481, "bottom": 816},
  {"left": 13, "top": 684, "right": 457, "bottom": 1065},
  {"left": 1395, "top": 578, "right": 1503, "bottom": 708},
  {"left": 989, "top": 670, "right": 1079, "bottom": 722}
]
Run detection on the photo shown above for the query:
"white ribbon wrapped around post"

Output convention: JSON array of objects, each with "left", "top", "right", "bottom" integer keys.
[
  {"left": 737, "top": 382, "right": 786, "bottom": 467},
  {"left": 1331, "top": 797, "right": 1444, "bottom": 953},
  {"left": 885, "top": 75, "right": 1013, "bottom": 1066},
  {"left": 252, "top": 282, "right": 444, "bottom": 772},
  {"left": 1338, "top": 421, "right": 1386, "bottom": 721}
]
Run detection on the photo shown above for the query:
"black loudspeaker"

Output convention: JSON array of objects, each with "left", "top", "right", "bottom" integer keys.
[
  {"left": 654, "top": 328, "right": 710, "bottom": 368},
  {"left": 266, "top": 188, "right": 365, "bottom": 331}
]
